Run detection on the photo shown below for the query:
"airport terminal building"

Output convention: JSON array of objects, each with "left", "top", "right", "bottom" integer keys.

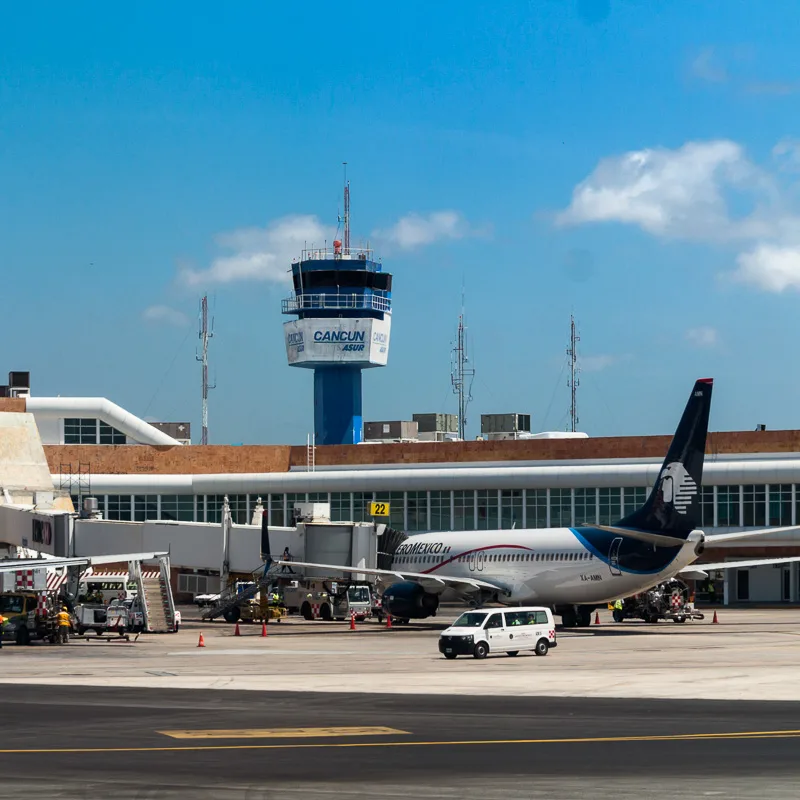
[{"left": 3, "top": 378, "right": 800, "bottom": 605}]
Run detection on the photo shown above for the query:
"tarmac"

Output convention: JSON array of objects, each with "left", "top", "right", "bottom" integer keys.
[
  {"left": 3, "top": 607, "right": 800, "bottom": 797},
  {"left": 1, "top": 606, "right": 800, "bottom": 701},
  {"left": 1, "top": 686, "right": 800, "bottom": 799}
]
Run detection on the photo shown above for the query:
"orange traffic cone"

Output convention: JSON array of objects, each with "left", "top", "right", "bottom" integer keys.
[
  {"left": 712, "top": 610, "right": 719, "bottom": 624},
  {"left": 386, "top": 614, "right": 392, "bottom": 629},
  {"left": 350, "top": 611, "right": 356, "bottom": 630},
  {"left": 261, "top": 620, "right": 268, "bottom": 637},
  {"left": 197, "top": 632, "right": 205, "bottom": 648},
  {"left": 234, "top": 622, "right": 240, "bottom": 637},
  {"left": 594, "top": 611, "right": 601, "bottom": 625}
]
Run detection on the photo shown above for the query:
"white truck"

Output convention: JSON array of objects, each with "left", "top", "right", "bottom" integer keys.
[{"left": 282, "top": 580, "right": 373, "bottom": 622}]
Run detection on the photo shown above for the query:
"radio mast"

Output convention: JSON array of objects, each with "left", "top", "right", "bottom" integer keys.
[
  {"left": 451, "top": 302, "right": 475, "bottom": 441},
  {"left": 566, "top": 314, "right": 580, "bottom": 433},
  {"left": 196, "top": 295, "right": 215, "bottom": 445},
  {"left": 342, "top": 162, "right": 350, "bottom": 255}
]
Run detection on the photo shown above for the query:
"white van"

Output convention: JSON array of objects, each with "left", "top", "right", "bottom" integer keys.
[{"left": 438, "top": 607, "right": 557, "bottom": 659}]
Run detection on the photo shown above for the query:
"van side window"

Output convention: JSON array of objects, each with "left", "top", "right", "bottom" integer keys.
[
  {"left": 505, "top": 611, "right": 528, "bottom": 626},
  {"left": 534, "top": 611, "right": 549, "bottom": 624},
  {"left": 484, "top": 613, "right": 503, "bottom": 629}
]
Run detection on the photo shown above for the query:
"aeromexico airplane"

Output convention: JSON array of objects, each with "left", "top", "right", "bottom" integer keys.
[{"left": 287, "top": 379, "right": 800, "bottom": 626}]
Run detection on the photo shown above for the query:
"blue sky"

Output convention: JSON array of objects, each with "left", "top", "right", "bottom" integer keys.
[{"left": 3, "top": 1, "right": 800, "bottom": 443}]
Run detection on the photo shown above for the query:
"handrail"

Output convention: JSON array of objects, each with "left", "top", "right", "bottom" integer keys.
[{"left": 282, "top": 293, "right": 391, "bottom": 314}]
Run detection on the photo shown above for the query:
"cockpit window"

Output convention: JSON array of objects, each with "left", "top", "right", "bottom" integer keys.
[{"left": 452, "top": 612, "right": 487, "bottom": 627}]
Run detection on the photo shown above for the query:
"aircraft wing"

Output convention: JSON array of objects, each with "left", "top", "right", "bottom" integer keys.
[
  {"left": 705, "top": 526, "right": 800, "bottom": 544},
  {"left": 680, "top": 555, "right": 800, "bottom": 579},
  {"left": 0, "top": 552, "right": 170, "bottom": 574},
  {"left": 274, "top": 560, "right": 508, "bottom": 596}
]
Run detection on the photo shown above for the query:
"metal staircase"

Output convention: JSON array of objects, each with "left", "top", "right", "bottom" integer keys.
[
  {"left": 201, "top": 564, "right": 273, "bottom": 622},
  {"left": 131, "top": 555, "right": 176, "bottom": 633}
]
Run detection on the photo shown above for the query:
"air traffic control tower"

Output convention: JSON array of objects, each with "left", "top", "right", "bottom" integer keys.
[{"left": 282, "top": 183, "right": 392, "bottom": 445}]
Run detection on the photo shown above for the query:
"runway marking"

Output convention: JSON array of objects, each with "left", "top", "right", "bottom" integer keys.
[
  {"left": 2, "top": 728, "right": 800, "bottom": 754},
  {"left": 159, "top": 726, "right": 408, "bottom": 739}
]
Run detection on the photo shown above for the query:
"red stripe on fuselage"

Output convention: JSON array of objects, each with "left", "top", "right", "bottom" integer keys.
[{"left": 418, "top": 544, "right": 534, "bottom": 575}]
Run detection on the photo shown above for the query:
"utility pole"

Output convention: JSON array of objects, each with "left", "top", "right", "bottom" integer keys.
[
  {"left": 451, "top": 304, "right": 475, "bottom": 441},
  {"left": 567, "top": 314, "right": 580, "bottom": 433},
  {"left": 196, "top": 295, "right": 215, "bottom": 445}
]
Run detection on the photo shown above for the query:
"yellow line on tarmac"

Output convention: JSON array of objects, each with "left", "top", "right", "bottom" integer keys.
[
  {"left": 1, "top": 728, "right": 800, "bottom": 755},
  {"left": 159, "top": 726, "right": 408, "bottom": 739}
]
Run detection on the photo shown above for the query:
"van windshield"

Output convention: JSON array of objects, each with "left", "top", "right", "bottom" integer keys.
[
  {"left": 348, "top": 587, "right": 370, "bottom": 603},
  {"left": 452, "top": 611, "right": 487, "bottom": 627}
]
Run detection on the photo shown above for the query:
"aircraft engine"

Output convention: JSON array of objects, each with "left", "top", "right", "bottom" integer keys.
[{"left": 382, "top": 581, "right": 440, "bottom": 619}]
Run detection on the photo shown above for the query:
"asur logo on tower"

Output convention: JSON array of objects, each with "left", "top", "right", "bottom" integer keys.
[{"left": 657, "top": 462, "right": 697, "bottom": 515}]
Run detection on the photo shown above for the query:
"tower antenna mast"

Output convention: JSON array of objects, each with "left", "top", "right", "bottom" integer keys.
[
  {"left": 451, "top": 291, "right": 475, "bottom": 440},
  {"left": 196, "top": 295, "right": 215, "bottom": 445},
  {"left": 343, "top": 162, "right": 350, "bottom": 255},
  {"left": 567, "top": 314, "right": 580, "bottom": 433}
]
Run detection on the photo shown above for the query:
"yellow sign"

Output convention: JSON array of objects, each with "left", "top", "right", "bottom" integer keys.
[{"left": 368, "top": 501, "right": 391, "bottom": 517}]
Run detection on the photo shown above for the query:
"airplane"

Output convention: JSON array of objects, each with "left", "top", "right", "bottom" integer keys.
[{"left": 272, "top": 378, "right": 800, "bottom": 627}]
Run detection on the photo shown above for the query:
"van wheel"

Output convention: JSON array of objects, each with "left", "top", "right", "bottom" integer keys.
[
  {"left": 672, "top": 616, "right": 686, "bottom": 624},
  {"left": 444, "top": 652, "right": 457, "bottom": 660},
  {"left": 507, "top": 651, "right": 519, "bottom": 657},
  {"left": 16, "top": 627, "right": 30, "bottom": 646},
  {"left": 534, "top": 639, "right": 549, "bottom": 657},
  {"left": 473, "top": 642, "right": 489, "bottom": 659},
  {"left": 301, "top": 602, "right": 314, "bottom": 621},
  {"left": 320, "top": 604, "right": 332, "bottom": 621}
]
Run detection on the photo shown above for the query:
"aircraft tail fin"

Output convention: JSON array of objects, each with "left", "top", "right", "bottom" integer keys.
[{"left": 616, "top": 378, "right": 712, "bottom": 538}]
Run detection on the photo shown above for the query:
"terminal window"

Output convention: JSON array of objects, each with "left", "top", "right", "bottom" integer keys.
[{"left": 64, "top": 418, "right": 98, "bottom": 444}]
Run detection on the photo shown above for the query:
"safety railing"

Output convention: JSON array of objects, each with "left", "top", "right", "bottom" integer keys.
[{"left": 281, "top": 293, "right": 391, "bottom": 314}]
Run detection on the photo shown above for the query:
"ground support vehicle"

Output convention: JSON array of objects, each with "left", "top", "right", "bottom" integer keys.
[
  {"left": 0, "top": 591, "right": 64, "bottom": 645},
  {"left": 439, "top": 607, "right": 557, "bottom": 659},
  {"left": 282, "top": 580, "right": 373, "bottom": 621},
  {"left": 612, "top": 578, "right": 705, "bottom": 624}
]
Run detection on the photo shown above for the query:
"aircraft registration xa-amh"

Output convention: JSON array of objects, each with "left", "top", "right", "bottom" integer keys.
[{"left": 277, "top": 379, "right": 800, "bottom": 627}]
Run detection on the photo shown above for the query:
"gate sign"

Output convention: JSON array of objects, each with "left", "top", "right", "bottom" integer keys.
[
  {"left": 284, "top": 317, "right": 391, "bottom": 368},
  {"left": 368, "top": 501, "right": 391, "bottom": 517}
]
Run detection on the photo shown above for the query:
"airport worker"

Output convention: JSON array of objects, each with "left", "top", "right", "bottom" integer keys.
[
  {"left": 613, "top": 599, "right": 623, "bottom": 611},
  {"left": 57, "top": 606, "right": 71, "bottom": 644}
]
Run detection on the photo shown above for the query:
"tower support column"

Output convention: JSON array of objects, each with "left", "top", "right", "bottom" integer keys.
[{"left": 313, "top": 367, "right": 363, "bottom": 445}]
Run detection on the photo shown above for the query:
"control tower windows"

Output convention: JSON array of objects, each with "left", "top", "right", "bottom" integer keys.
[
  {"left": 769, "top": 485, "right": 792, "bottom": 526},
  {"left": 453, "top": 490, "right": 474, "bottom": 530},
  {"left": 526, "top": 489, "right": 548, "bottom": 528},
  {"left": 430, "top": 491, "right": 451, "bottom": 530}
]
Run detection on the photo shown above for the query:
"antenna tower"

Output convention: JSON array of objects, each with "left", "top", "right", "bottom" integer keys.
[
  {"left": 196, "top": 295, "right": 215, "bottom": 445},
  {"left": 451, "top": 307, "right": 475, "bottom": 440},
  {"left": 343, "top": 162, "right": 350, "bottom": 255},
  {"left": 566, "top": 314, "right": 580, "bottom": 433}
]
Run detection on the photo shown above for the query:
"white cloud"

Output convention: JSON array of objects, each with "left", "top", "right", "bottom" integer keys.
[
  {"left": 732, "top": 245, "right": 800, "bottom": 292},
  {"left": 690, "top": 47, "right": 727, "bottom": 84},
  {"left": 685, "top": 327, "right": 719, "bottom": 348},
  {"left": 372, "top": 211, "right": 472, "bottom": 250},
  {"left": 142, "top": 305, "right": 189, "bottom": 327},
  {"left": 556, "top": 137, "right": 800, "bottom": 293},
  {"left": 179, "top": 215, "right": 332, "bottom": 288},
  {"left": 556, "top": 140, "right": 763, "bottom": 240},
  {"left": 772, "top": 138, "right": 800, "bottom": 172},
  {"left": 581, "top": 354, "right": 630, "bottom": 372}
]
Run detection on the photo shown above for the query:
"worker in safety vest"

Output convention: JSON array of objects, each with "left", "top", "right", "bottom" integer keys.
[
  {"left": 56, "top": 606, "right": 71, "bottom": 644},
  {"left": 0, "top": 613, "right": 6, "bottom": 649}
]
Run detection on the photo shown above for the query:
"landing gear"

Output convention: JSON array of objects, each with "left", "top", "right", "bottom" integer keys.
[{"left": 559, "top": 605, "right": 594, "bottom": 628}]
